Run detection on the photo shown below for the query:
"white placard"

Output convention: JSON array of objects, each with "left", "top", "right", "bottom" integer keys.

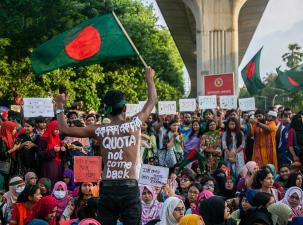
[
  {"left": 239, "top": 97, "right": 256, "bottom": 111},
  {"left": 198, "top": 95, "right": 217, "bottom": 109},
  {"left": 126, "top": 104, "right": 141, "bottom": 117},
  {"left": 219, "top": 96, "right": 238, "bottom": 109},
  {"left": 139, "top": 164, "right": 169, "bottom": 187},
  {"left": 138, "top": 101, "right": 156, "bottom": 113},
  {"left": 179, "top": 99, "right": 196, "bottom": 112},
  {"left": 23, "top": 98, "right": 54, "bottom": 118},
  {"left": 158, "top": 101, "right": 176, "bottom": 115}
]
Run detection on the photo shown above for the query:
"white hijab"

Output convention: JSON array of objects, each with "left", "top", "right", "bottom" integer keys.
[{"left": 157, "top": 197, "right": 183, "bottom": 225}]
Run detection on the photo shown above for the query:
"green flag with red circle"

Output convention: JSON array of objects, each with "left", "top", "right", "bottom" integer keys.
[
  {"left": 275, "top": 64, "right": 303, "bottom": 92},
  {"left": 30, "top": 13, "right": 139, "bottom": 75},
  {"left": 241, "top": 47, "right": 265, "bottom": 95}
]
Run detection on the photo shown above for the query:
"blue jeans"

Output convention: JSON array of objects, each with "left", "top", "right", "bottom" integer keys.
[{"left": 97, "top": 180, "right": 141, "bottom": 225}]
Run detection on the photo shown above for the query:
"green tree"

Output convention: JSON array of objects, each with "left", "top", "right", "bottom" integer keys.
[
  {"left": 282, "top": 43, "right": 303, "bottom": 69},
  {"left": 0, "top": 0, "right": 185, "bottom": 110}
]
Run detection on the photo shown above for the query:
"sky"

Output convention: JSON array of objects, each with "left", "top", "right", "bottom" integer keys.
[{"left": 141, "top": 0, "right": 303, "bottom": 89}]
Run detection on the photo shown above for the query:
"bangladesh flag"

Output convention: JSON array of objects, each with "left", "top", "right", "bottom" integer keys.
[
  {"left": 241, "top": 48, "right": 265, "bottom": 95},
  {"left": 275, "top": 64, "right": 303, "bottom": 92},
  {"left": 30, "top": 12, "right": 138, "bottom": 74},
  {"left": 177, "top": 149, "right": 206, "bottom": 174}
]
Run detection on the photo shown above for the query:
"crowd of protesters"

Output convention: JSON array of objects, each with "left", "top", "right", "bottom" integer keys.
[{"left": 0, "top": 99, "right": 303, "bottom": 225}]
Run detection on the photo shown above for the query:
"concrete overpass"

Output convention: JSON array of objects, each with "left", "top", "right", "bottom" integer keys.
[{"left": 156, "top": 0, "right": 269, "bottom": 97}]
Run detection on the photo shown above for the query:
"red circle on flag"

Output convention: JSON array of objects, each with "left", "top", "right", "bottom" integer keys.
[
  {"left": 287, "top": 76, "right": 300, "bottom": 87},
  {"left": 65, "top": 26, "right": 101, "bottom": 60},
  {"left": 246, "top": 62, "right": 255, "bottom": 79}
]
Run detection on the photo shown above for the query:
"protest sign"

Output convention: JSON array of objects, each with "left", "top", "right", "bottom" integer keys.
[
  {"left": 158, "top": 101, "right": 176, "bottom": 115},
  {"left": 23, "top": 98, "right": 54, "bottom": 117},
  {"left": 126, "top": 104, "right": 141, "bottom": 117},
  {"left": 198, "top": 95, "right": 217, "bottom": 109},
  {"left": 239, "top": 97, "right": 256, "bottom": 111},
  {"left": 138, "top": 101, "right": 156, "bottom": 113},
  {"left": 139, "top": 164, "right": 169, "bottom": 187},
  {"left": 219, "top": 96, "right": 237, "bottom": 109},
  {"left": 74, "top": 156, "right": 102, "bottom": 182},
  {"left": 179, "top": 99, "right": 196, "bottom": 112}
]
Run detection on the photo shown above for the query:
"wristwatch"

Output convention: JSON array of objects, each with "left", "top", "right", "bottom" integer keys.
[{"left": 55, "top": 108, "right": 64, "bottom": 115}]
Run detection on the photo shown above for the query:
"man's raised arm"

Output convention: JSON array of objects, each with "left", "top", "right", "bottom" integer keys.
[
  {"left": 138, "top": 67, "right": 157, "bottom": 122},
  {"left": 55, "top": 94, "right": 95, "bottom": 138}
]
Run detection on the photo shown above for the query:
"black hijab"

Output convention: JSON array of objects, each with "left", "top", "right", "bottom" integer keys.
[{"left": 199, "top": 196, "right": 225, "bottom": 225}]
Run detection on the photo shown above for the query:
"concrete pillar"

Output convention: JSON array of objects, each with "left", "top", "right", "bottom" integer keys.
[{"left": 183, "top": 0, "right": 247, "bottom": 96}]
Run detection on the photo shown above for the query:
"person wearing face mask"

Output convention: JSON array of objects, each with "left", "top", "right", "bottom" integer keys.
[
  {"left": 2, "top": 177, "right": 25, "bottom": 224},
  {"left": 51, "top": 182, "right": 71, "bottom": 220},
  {"left": 10, "top": 184, "right": 42, "bottom": 225}
]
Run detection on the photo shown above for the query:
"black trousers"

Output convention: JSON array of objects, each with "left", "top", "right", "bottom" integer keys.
[{"left": 97, "top": 180, "right": 141, "bottom": 225}]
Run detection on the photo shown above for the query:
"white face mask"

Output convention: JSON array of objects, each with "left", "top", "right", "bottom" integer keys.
[
  {"left": 16, "top": 186, "right": 25, "bottom": 194},
  {"left": 54, "top": 191, "right": 66, "bottom": 199}
]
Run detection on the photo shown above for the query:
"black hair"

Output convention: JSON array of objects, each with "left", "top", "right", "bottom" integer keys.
[
  {"left": 17, "top": 184, "right": 39, "bottom": 203},
  {"left": 70, "top": 119, "right": 84, "bottom": 127},
  {"left": 25, "top": 118, "right": 36, "bottom": 127},
  {"left": 77, "top": 197, "right": 98, "bottom": 220},
  {"left": 205, "top": 119, "right": 217, "bottom": 132},
  {"left": 86, "top": 113, "right": 96, "bottom": 120},
  {"left": 255, "top": 109, "right": 264, "bottom": 116},
  {"left": 285, "top": 172, "right": 303, "bottom": 188},
  {"left": 283, "top": 107, "right": 292, "bottom": 113},
  {"left": 279, "top": 164, "right": 289, "bottom": 171},
  {"left": 103, "top": 90, "right": 126, "bottom": 116},
  {"left": 188, "top": 120, "right": 202, "bottom": 139},
  {"left": 35, "top": 116, "right": 46, "bottom": 124},
  {"left": 189, "top": 182, "right": 203, "bottom": 192},
  {"left": 225, "top": 117, "right": 242, "bottom": 149},
  {"left": 253, "top": 168, "right": 273, "bottom": 189},
  {"left": 201, "top": 176, "right": 216, "bottom": 187},
  {"left": 67, "top": 111, "right": 78, "bottom": 119},
  {"left": 203, "top": 109, "right": 215, "bottom": 120},
  {"left": 252, "top": 192, "right": 273, "bottom": 208}
]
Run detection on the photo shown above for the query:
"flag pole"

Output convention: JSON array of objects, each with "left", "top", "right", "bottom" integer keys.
[{"left": 112, "top": 11, "right": 148, "bottom": 68}]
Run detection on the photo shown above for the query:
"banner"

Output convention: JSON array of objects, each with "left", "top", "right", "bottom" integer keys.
[
  {"left": 239, "top": 97, "right": 255, "bottom": 111},
  {"left": 219, "top": 96, "right": 237, "bottom": 109},
  {"left": 158, "top": 101, "right": 176, "bottom": 115},
  {"left": 74, "top": 156, "right": 102, "bottom": 182},
  {"left": 126, "top": 104, "right": 141, "bottom": 117},
  {"left": 23, "top": 98, "right": 54, "bottom": 117},
  {"left": 179, "top": 99, "right": 196, "bottom": 112},
  {"left": 139, "top": 164, "right": 169, "bottom": 187},
  {"left": 138, "top": 101, "right": 156, "bottom": 114},
  {"left": 198, "top": 96, "right": 217, "bottom": 109},
  {"left": 204, "top": 73, "right": 235, "bottom": 96}
]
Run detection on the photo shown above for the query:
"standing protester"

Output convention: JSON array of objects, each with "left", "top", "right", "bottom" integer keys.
[
  {"left": 54, "top": 67, "right": 156, "bottom": 225},
  {"left": 250, "top": 110, "right": 278, "bottom": 170}
]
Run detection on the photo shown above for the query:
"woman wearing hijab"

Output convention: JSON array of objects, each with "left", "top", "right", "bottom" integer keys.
[
  {"left": 179, "top": 214, "right": 204, "bottom": 225},
  {"left": 279, "top": 186, "right": 303, "bottom": 217},
  {"left": 139, "top": 185, "right": 162, "bottom": 225},
  {"left": 156, "top": 197, "right": 184, "bottom": 225},
  {"left": 237, "top": 161, "right": 259, "bottom": 192},
  {"left": 199, "top": 196, "right": 232, "bottom": 225},
  {"left": 25, "top": 172, "right": 38, "bottom": 185},
  {"left": 268, "top": 203, "right": 292, "bottom": 225},
  {"left": 25, "top": 196, "right": 58, "bottom": 225},
  {"left": 38, "top": 178, "right": 52, "bottom": 197},
  {"left": 10, "top": 184, "right": 42, "bottom": 225},
  {"left": 51, "top": 182, "right": 71, "bottom": 219},
  {"left": 38, "top": 121, "right": 65, "bottom": 184},
  {"left": 62, "top": 168, "right": 76, "bottom": 193},
  {"left": 2, "top": 177, "right": 25, "bottom": 224}
]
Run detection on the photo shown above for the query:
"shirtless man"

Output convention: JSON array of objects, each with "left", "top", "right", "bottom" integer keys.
[{"left": 55, "top": 67, "right": 156, "bottom": 225}]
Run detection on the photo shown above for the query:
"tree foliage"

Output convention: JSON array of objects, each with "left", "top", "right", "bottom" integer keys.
[{"left": 0, "top": 0, "right": 184, "bottom": 110}]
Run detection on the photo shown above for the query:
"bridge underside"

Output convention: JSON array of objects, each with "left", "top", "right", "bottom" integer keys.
[{"left": 156, "top": 0, "right": 268, "bottom": 96}]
